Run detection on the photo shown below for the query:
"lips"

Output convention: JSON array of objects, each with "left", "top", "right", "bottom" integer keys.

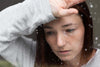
[{"left": 58, "top": 50, "right": 71, "bottom": 54}]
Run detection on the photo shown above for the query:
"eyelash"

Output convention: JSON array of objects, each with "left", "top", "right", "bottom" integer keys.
[
  {"left": 66, "top": 29, "right": 75, "bottom": 33},
  {"left": 45, "top": 31, "right": 54, "bottom": 35},
  {"left": 45, "top": 29, "right": 75, "bottom": 36}
]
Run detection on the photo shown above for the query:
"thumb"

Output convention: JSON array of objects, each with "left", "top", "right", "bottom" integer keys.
[{"left": 58, "top": 8, "right": 78, "bottom": 17}]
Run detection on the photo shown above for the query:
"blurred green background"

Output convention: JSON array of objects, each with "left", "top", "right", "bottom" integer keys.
[
  {"left": 0, "top": 56, "right": 14, "bottom": 67},
  {"left": 0, "top": 60, "right": 14, "bottom": 67}
]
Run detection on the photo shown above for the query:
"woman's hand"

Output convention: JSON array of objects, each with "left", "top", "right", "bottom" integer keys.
[{"left": 49, "top": 0, "right": 85, "bottom": 17}]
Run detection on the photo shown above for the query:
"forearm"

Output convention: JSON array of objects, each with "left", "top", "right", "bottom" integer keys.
[{"left": 0, "top": 0, "right": 55, "bottom": 41}]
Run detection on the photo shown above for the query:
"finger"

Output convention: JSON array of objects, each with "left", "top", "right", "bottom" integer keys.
[
  {"left": 70, "top": 0, "right": 85, "bottom": 7},
  {"left": 58, "top": 8, "right": 78, "bottom": 17},
  {"left": 65, "top": 0, "right": 85, "bottom": 8},
  {"left": 61, "top": 0, "right": 68, "bottom": 9},
  {"left": 56, "top": 0, "right": 67, "bottom": 9}
]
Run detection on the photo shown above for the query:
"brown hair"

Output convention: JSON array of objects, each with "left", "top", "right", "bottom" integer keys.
[{"left": 34, "top": 2, "right": 93, "bottom": 67}]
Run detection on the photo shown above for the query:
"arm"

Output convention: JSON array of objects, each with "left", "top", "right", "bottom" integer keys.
[
  {"left": 0, "top": 0, "right": 55, "bottom": 66},
  {"left": 0, "top": 0, "right": 55, "bottom": 42}
]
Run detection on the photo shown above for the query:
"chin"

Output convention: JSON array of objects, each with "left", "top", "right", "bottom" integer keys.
[{"left": 58, "top": 56, "right": 74, "bottom": 62}]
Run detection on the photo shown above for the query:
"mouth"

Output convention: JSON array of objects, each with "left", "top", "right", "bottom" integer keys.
[{"left": 58, "top": 50, "right": 71, "bottom": 55}]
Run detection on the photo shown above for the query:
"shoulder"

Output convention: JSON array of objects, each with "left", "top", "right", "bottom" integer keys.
[
  {"left": 86, "top": 48, "right": 100, "bottom": 67},
  {"left": 95, "top": 48, "right": 100, "bottom": 57},
  {"left": 90, "top": 48, "right": 100, "bottom": 62}
]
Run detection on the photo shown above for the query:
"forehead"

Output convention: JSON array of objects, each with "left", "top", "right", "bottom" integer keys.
[{"left": 44, "top": 14, "right": 82, "bottom": 27}]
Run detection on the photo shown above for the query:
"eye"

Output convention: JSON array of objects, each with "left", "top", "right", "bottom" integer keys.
[
  {"left": 45, "top": 31, "right": 55, "bottom": 36},
  {"left": 66, "top": 29, "right": 75, "bottom": 33}
]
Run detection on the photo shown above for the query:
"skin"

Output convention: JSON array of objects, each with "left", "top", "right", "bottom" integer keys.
[
  {"left": 49, "top": 0, "right": 85, "bottom": 17},
  {"left": 43, "top": 14, "right": 85, "bottom": 67}
]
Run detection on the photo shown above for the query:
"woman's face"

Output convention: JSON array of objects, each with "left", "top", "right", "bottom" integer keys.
[{"left": 43, "top": 14, "right": 85, "bottom": 62}]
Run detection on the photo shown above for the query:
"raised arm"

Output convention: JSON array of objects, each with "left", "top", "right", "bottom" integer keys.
[
  {"left": 0, "top": 0, "right": 56, "bottom": 42},
  {"left": 0, "top": 0, "right": 55, "bottom": 66}
]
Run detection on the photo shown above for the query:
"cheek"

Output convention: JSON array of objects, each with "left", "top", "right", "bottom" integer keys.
[
  {"left": 45, "top": 36, "right": 56, "bottom": 49},
  {"left": 72, "top": 28, "right": 84, "bottom": 51}
]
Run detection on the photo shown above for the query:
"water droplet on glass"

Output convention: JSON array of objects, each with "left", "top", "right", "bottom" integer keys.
[
  {"left": 88, "top": 24, "right": 93, "bottom": 28},
  {"left": 36, "top": 29, "right": 38, "bottom": 32},
  {"left": 94, "top": 37, "right": 98, "bottom": 45},
  {"left": 89, "top": 0, "right": 94, "bottom": 8},
  {"left": 61, "top": 62, "right": 63, "bottom": 64},
  {"left": 90, "top": 4, "right": 93, "bottom": 8},
  {"left": 85, "top": 49, "right": 87, "bottom": 51},
  {"left": 81, "top": 14, "right": 83, "bottom": 17},
  {"left": 89, "top": 15, "right": 92, "bottom": 18},
  {"left": 95, "top": 37, "right": 98, "bottom": 40}
]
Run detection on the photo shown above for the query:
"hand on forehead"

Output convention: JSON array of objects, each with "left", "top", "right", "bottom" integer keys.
[
  {"left": 50, "top": 0, "right": 85, "bottom": 17},
  {"left": 64, "top": 0, "right": 85, "bottom": 8}
]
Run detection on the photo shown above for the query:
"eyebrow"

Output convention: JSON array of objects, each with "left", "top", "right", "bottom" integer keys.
[
  {"left": 62, "top": 23, "right": 73, "bottom": 28},
  {"left": 43, "top": 23, "right": 74, "bottom": 29}
]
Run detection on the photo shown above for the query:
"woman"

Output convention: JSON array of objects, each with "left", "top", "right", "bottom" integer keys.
[
  {"left": 36, "top": 2, "right": 100, "bottom": 67},
  {"left": 0, "top": 0, "right": 85, "bottom": 67}
]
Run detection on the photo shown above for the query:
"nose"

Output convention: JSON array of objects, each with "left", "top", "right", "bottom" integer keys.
[{"left": 56, "top": 34, "right": 66, "bottom": 48}]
